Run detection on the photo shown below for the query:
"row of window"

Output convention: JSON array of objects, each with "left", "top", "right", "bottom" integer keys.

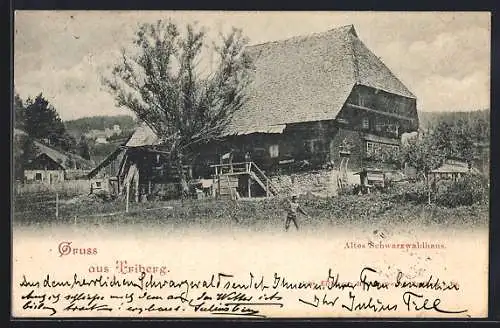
[
  {"left": 33, "top": 172, "right": 61, "bottom": 182},
  {"left": 249, "top": 140, "right": 325, "bottom": 160},
  {"left": 361, "top": 118, "right": 399, "bottom": 136},
  {"left": 253, "top": 140, "right": 324, "bottom": 160},
  {"left": 271, "top": 141, "right": 400, "bottom": 157},
  {"left": 156, "top": 140, "right": 398, "bottom": 163},
  {"left": 225, "top": 140, "right": 402, "bottom": 159},
  {"left": 366, "top": 141, "right": 400, "bottom": 155}
]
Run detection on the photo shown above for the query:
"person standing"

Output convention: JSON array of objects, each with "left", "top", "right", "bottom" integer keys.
[
  {"left": 245, "top": 151, "right": 251, "bottom": 162},
  {"left": 284, "top": 194, "right": 310, "bottom": 231}
]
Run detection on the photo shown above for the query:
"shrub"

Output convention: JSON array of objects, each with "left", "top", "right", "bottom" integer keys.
[
  {"left": 338, "top": 184, "right": 355, "bottom": 196},
  {"left": 434, "top": 173, "right": 488, "bottom": 207},
  {"left": 389, "top": 181, "right": 429, "bottom": 204}
]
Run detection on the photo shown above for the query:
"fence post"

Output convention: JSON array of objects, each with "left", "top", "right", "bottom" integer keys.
[
  {"left": 126, "top": 183, "right": 130, "bottom": 213},
  {"left": 55, "top": 192, "right": 59, "bottom": 219}
]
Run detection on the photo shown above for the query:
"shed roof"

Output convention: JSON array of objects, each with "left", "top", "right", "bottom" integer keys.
[
  {"left": 225, "top": 24, "right": 415, "bottom": 135},
  {"left": 125, "top": 123, "right": 160, "bottom": 147},
  {"left": 430, "top": 161, "right": 479, "bottom": 174},
  {"left": 87, "top": 146, "right": 126, "bottom": 179},
  {"left": 32, "top": 140, "right": 94, "bottom": 170}
]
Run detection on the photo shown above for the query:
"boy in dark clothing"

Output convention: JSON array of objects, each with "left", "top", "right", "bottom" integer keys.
[{"left": 284, "top": 194, "right": 310, "bottom": 231}]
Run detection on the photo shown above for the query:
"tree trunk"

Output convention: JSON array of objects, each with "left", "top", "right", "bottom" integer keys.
[
  {"left": 424, "top": 172, "right": 431, "bottom": 205},
  {"left": 177, "top": 156, "right": 189, "bottom": 200}
]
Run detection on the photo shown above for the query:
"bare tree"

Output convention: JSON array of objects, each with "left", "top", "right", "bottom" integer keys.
[{"left": 102, "top": 20, "right": 253, "bottom": 188}]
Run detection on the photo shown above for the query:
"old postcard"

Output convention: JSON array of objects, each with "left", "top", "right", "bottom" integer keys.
[{"left": 12, "top": 11, "right": 490, "bottom": 318}]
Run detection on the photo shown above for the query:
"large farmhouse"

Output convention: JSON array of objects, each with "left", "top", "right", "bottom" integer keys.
[
  {"left": 199, "top": 24, "right": 419, "bottom": 173},
  {"left": 90, "top": 25, "right": 419, "bottom": 200}
]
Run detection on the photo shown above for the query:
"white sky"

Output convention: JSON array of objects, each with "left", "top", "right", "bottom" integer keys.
[{"left": 14, "top": 11, "right": 491, "bottom": 121}]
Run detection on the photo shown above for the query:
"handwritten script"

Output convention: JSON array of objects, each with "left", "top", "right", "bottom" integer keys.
[{"left": 16, "top": 267, "right": 467, "bottom": 318}]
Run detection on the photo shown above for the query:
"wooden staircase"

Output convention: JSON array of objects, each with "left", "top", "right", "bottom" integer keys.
[{"left": 211, "top": 162, "right": 279, "bottom": 200}]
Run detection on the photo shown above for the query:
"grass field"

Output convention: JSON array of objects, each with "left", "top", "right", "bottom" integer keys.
[{"left": 12, "top": 190, "right": 489, "bottom": 233}]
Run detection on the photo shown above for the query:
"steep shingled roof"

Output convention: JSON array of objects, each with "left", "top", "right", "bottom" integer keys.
[
  {"left": 32, "top": 140, "right": 94, "bottom": 170},
  {"left": 125, "top": 123, "right": 160, "bottom": 147},
  {"left": 14, "top": 128, "right": 94, "bottom": 170},
  {"left": 225, "top": 25, "right": 415, "bottom": 135}
]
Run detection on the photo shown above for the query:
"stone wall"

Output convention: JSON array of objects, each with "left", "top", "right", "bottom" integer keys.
[{"left": 271, "top": 169, "right": 362, "bottom": 198}]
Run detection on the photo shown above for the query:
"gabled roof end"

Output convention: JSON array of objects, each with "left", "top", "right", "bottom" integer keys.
[{"left": 347, "top": 24, "right": 357, "bottom": 37}]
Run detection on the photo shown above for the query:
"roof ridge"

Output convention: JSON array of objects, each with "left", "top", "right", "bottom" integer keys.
[
  {"left": 347, "top": 27, "right": 360, "bottom": 84},
  {"left": 351, "top": 36, "right": 416, "bottom": 99},
  {"left": 247, "top": 24, "right": 356, "bottom": 49},
  {"left": 34, "top": 139, "right": 92, "bottom": 163}
]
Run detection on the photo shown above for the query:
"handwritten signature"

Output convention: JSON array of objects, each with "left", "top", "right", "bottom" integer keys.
[{"left": 17, "top": 267, "right": 468, "bottom": 317}]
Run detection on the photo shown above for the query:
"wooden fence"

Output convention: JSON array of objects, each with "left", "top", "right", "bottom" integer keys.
[{"left": 13, "top": 179, "right": 90, "bottom": 197}]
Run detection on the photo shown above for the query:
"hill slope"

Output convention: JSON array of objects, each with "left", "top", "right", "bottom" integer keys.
[{"left": 64, "top": 115, "right": 137, "bottom": 138}]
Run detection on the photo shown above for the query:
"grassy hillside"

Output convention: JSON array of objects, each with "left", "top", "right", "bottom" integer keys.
[{"left": 64, "top": 115, "right": 137, "bottom": 138}]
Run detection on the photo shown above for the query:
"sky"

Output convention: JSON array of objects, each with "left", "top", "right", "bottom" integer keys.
[{"left": 14, "top": 11, "right": 491, "bottom": 121}]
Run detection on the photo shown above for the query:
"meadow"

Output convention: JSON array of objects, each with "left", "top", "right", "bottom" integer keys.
[{"left": 12, "top": 188, "right": 489, "bottom": 233}]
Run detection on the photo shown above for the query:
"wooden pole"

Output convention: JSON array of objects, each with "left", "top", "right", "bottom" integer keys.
[
  {"left": 248, "top": 176, "right": 251, "bottom": 198},
  {"left": 126, "top": 183, "right": 130, "bottom": 213},
  {"left": 134, "top": 169, "right": 139, "bottom": 203},
  {"left": 266, "top": 178, "right": 269, "bottom": 197},
  {"left": 217, "top": 178, "right": 220, "bottom": 199},
  {"left": 55, "top": 192, "right": 59, "bottom": 219}
]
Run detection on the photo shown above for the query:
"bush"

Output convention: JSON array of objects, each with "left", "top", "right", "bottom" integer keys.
[
  {"left": 434, "top": 174, "right": 488, "bottom": 207},
  {"left": 338, "top": 184, "right": 355, "bottom": 196},
  {"left": 389, "top": 181, "right": 429, "bottom": 204}
]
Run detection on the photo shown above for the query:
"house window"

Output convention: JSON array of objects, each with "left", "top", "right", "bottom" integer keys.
[
  {"left": 305, "top": 139, "right": 323, "bottom": 154},
  {"left": 95, "top": 181, "right": 102, "bottom": 188},
  {"left": 367, "top": 141, "right": 399, "bottom": 156},
  {"left": 35, "top": 173, "right": 42, "bottom": 181},
  {"left": 269, "top": 144, "right": 279, "bottom": 158},
  {"left": 362, "top": 118, "right": 369, "bottom": 130},
  {"left": 386, "top": 124, "right": 400, "bottom": 136},
  {"left": 366, "top": 142, "right": 374, "bottom": 155}
]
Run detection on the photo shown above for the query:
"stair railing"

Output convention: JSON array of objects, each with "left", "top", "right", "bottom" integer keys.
[
  {"left": 249, "top": 162, "right": 278, "bottom": 196},
  {"left": 210, "top": 161, "right": 279, "bottom": 197}
]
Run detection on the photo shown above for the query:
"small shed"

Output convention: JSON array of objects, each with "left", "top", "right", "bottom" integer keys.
[{"left": 429, "top": 159, "right": 479, "bottom": 182}]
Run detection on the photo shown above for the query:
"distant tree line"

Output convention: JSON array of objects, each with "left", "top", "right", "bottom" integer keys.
[
  {"left": 65, "top": 115, "right": 137, "bottom": 136},
  {"left": 418, "top": 109, "right": 490, "bottom": 143}
]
